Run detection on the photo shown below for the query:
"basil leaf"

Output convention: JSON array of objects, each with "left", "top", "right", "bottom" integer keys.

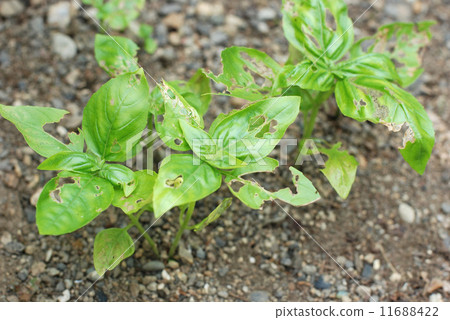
[
  {"left": 190, "top": 198, "right": 232, "bottom": 232},
  {"left": 99, "top": 164, "right": 136, "bottom": 197},
  {"left": 319, "top": 143, "right": 358, "bottom": 199},
  {"left": 153, "top": 154, "right": 222, "bottom": 218},
  {"left": 282, "top": 0, "right": 354, "bottom": 63},
  {"left": 38, "top": 152, "right": 101, "bottom": 173},
  {"left": 209, "top": 96, "right": 301, "bottom": 161},
  {"left": 96, "top": 0, "right": 145, "bottom": 31},
  {"left": 275, "top": 61, "right": 335, "bottom": 92},
  {"left": 82, "top": 69, "right": 150, "bottom": 162},
  {"left": 225, "top": 167, "right": 320, "bottom": 209},
  {"left": 36, "top": 172, "right": 113, "bottom": 235},
  {"left": 350, "top": 21, "right": 435, "bottom": 87},
  {"left": 335, "top": 76, "right": 435, "bottom": 174},
  {"left": 335, "top": 53, "right": 399, "bottom": 82},
  {"left": 93, "top": 228, "right": 135, "bottom": 275},
  {"left": 154, "top": 81, "right": 204, "bottom": 151},
  {"left": 94, "top": 34, "right": 139, "bottom": 77},
  {"left": 113, "top": 170, "right": 157, "bottom": 215},
  {"left": 206, "top": 46, "right": 283, "bottom": 100},
  {"left": 179, "top": 120, "right": 247, "bottom": 170},
  {"left": 0, "top": 104, "right": 71, "bottom": 158},
  {"left": 67, "top": 130, "right": 85, "bottom": 152}
]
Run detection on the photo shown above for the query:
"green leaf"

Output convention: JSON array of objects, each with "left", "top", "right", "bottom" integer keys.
[
  {"left": 93, "top": 228, "right": 135, "bottom": 275},
  {"left": 94, "top": 34, "right": 139, "bottom": 77},
  {"left": 154, "top": 81, "right": 204, "bottom": 151},
  {"left": 153, "top": 154, "right": 222, "bottom": 218},
  {"left": 225, "top": 166, "right": 320, "bottom": 209},
  {"left": 38, "top": 152, "right": 101, "bottom": 173},
  {"left": 335, "top": 76, "right": 435, "bottom": 174},
  {"left": 96, "top": 0, "right": 145, "bottom": 30},
  {"left": 209, "top": 96, "right": 301, "bottom": 161},
  {"left": 36, "top": 172, "right": 114, "bottom": 235},
  {"left": 226, "top": 157, "right": 279, "bottom": 177},
  {"left": 179, "top": 120, "right": 247, "bottom": 169},
  {"left": 350, "top": 21, "right": 435, "bottom": 87},
  {"left": 282, "top": 0, "right": 354, "bottom": 62},
  {"left": 190, "top": 198, "right": 232, "bottom": 232},
  {"left": 335, "top": 53, "right": 399, "bottom": 81},
  {"left": 319, "top": 143, "right": 358, "bottom": 198},
  {"left": 184, "top": 69, "right": 211, "bottom": 116},
  {"left": 82, "top": 69, "right": 150, "bottom": 162},
  {"left": 0, "top": 104, "right": 71, "bottom": 158},
  {"left": 275, "top": 61, "right": 335, "bottom": 92},
  {"left": 67, "top": 130, "right": 85, "bottom": 152},
  {"left": 206, "top": 46, "right": 282, "bottom": 100},
  {"left": 99, "top": 164, "right": 136, "bottom": 197},
  {"left": 113, "top": 170, "right": 157, "bottom": 215}
]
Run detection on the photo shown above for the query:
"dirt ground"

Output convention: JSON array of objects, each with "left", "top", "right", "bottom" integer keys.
[{"left": 0, "top": 0, "right": 449, "bottom": 302}]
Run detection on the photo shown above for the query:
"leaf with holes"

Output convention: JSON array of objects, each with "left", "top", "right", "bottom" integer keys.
[
  {"left": 93, "top": 228, "right": 135, "bottom": 275},
  {"left": 38, "top": 152, "right": 101, "bottom": 173},
  {"left": 67, "top": 130, "right": 85, "bottom": 152},
  {"left": 179, "top": 120, "right": 247, "bottom": 169},
  {"left": 225, "top": 166, "right": 320, "bottom": 209},
  {"left": 190, "top": 198, "right": 232, "bottom": 232},
  {"left": 113, "top": 170, "right": 157, "bottom": 215},
  {"left": 82, "top": 69, "right": 150, "bottom": 162},
  {"left": 350, "top": 21, "right": 435, "bottom": 87},
  {"left": 36, "top": 172, "right": 114, "bottom": 235},
  {"left": 95, "top": 0, "right": 145, "bottom": 31},
  {"left": 319, "top": 143, "right": 358, "bottom": 199},
  {"left": 149, "top": 69, "right": 211, "bottom": 116},
  {"left": 335, "top": 76, "right": 434, "bottom": 174},
  {"left": 206, "top": 46, "right": 283, "bottom": 100},
  {"left": 282, "top": 0, "right": 354, "bottom": 63},
  {"left": 274, "top": 61, "right": 335, "bottom": 92},
  {"left": 335, "top": 53, "right": 399, "bottom": 82},
  {"left": 99, "top": 164, "right": 136, "bottom": 197},
  {"left": 94, "top": 34, "right": 139, "bottom": 77},
  {"left": 153, "top": 154, "right": 222, "bottom": 218},
  {"left": 0, "top": 104, "right": 72, "bottom": 158},
  {"left": 209, "top": 96, "right": 301, "bottom": 162},
  {"left": 154, "top": 81, "right": 204, "bottom": 151}
]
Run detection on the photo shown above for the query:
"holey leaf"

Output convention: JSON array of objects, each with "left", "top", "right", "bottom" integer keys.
[
  {"left": 0, "top": 105, "right": 71, "bottom": 158},
  {"left": 350, "top": 21, "right": 435, "bottom": 87},
  {"left": 282, "top": 0, "right": 354, "bottom": 63},
  {"left": 113, "top": 170, "right": 157, "bottom": 215},
  {"left": 209, "top": 96, "right": 301, "bottom": 162},
  {"left": 206, "top": 46, "right": 283, "bottom": 101},
  {"left": 335, "top": 76, "right": 435, "bottom": 174},
  {"left": 36, "top": 171, "right": 114, "bottom": 235},
  {"left": 93, "top": 228, "right": 135, "bottom": 275},
  {"left": 96, "top": 0, "right": 145, "bottom": 31},
  {"left": 179, "top": 120, "right": 247, "bottom": 170},
  {"left": 95, "top": 34, "right": 139, "bottom": 77},
  {"left": 153, "top": 154, "right": 222, "bottom": 218},
  {"left": 154, "top": 81, "right": 204, "bottom": 151},
  {"left": 225, "top": 166, "right": 320, "bottom": 210},
  {"left": 99, "top": 164, "right": 136, "bottom": 197},
  {"left": 82, "top": 69, "right": 150, "bottom": 162},
  {"left": 319, "top": 143, "right": 358, "bottom": 199}
]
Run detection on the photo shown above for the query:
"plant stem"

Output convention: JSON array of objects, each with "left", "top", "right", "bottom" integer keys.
[
  {"left": 128, "top": 212, "right": 159, "bottom": 257},
  {"left": 299, "top": 90, "right": 333, "bottom": 150},
  {"left": 169, "top": 202, "right": 195, "bottom": 258}
]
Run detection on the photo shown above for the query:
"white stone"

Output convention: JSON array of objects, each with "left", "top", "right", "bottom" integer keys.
[
  {"left": 0, "top": 1, "right": 24, "bottom": 17},
  {"left": 57, "top": 289, "right": 71, "bottom": 302},
  {"left": 52, "top": 33, "right": 77, "bottom": 60},
  {"left": 47, "top": 2, "right": 73, "bottom": 29},
  {"left": 399, "top": 203, "right": 415, "bottom": 224}
]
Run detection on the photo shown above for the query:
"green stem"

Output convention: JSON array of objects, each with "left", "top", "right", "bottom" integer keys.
[
  {"left": 300, "top": 90, "right": 333, "bottom": 149},
  {"left": 129, "top": 212, "right": 159, "bottom": 257},
  {"left": 169, "top": 202, "right": 195, "bottom": 258}
]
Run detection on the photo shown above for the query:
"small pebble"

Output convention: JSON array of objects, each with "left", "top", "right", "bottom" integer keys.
[
  {"left": 161, "top": 269, "right": 171, "bottom": 281},
  {"left": 313, "top": 276, "right": 332, "bottom": 290},
  {"left": 142, "top": 261, "right": 165, "bottom": 272},
  {"left": 249, "top": 291, "right": 270, "bottom": 302},
  {"left": 429, "top": 293, "right": 443, "bottom": 302},
  {"left": 57, "top": 289, "right": 71, "bottom": 302},
  {"left": 399, "top": 203, "right": 415, "bottom": 224}
]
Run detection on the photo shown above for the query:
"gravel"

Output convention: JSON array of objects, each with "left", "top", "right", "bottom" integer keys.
[
  {"left": 399, "top": 203, "right": 415, "bottom": 224},
  {"left": 52, "top": 33, "right": 77, "bottom": 59},
  {"left": 0, "top": 0, "right": 24, "bottom": 17},
  {"left": 249, "top": 291, "right": 270, "bottom": 302},
  {"left": 142, "top": 260, "right": 165, "bottom": 272}
]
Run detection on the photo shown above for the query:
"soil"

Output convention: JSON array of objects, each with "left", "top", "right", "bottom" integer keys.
[{"left": 0, "top": 0, "right": 449, "bottom": 302}]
